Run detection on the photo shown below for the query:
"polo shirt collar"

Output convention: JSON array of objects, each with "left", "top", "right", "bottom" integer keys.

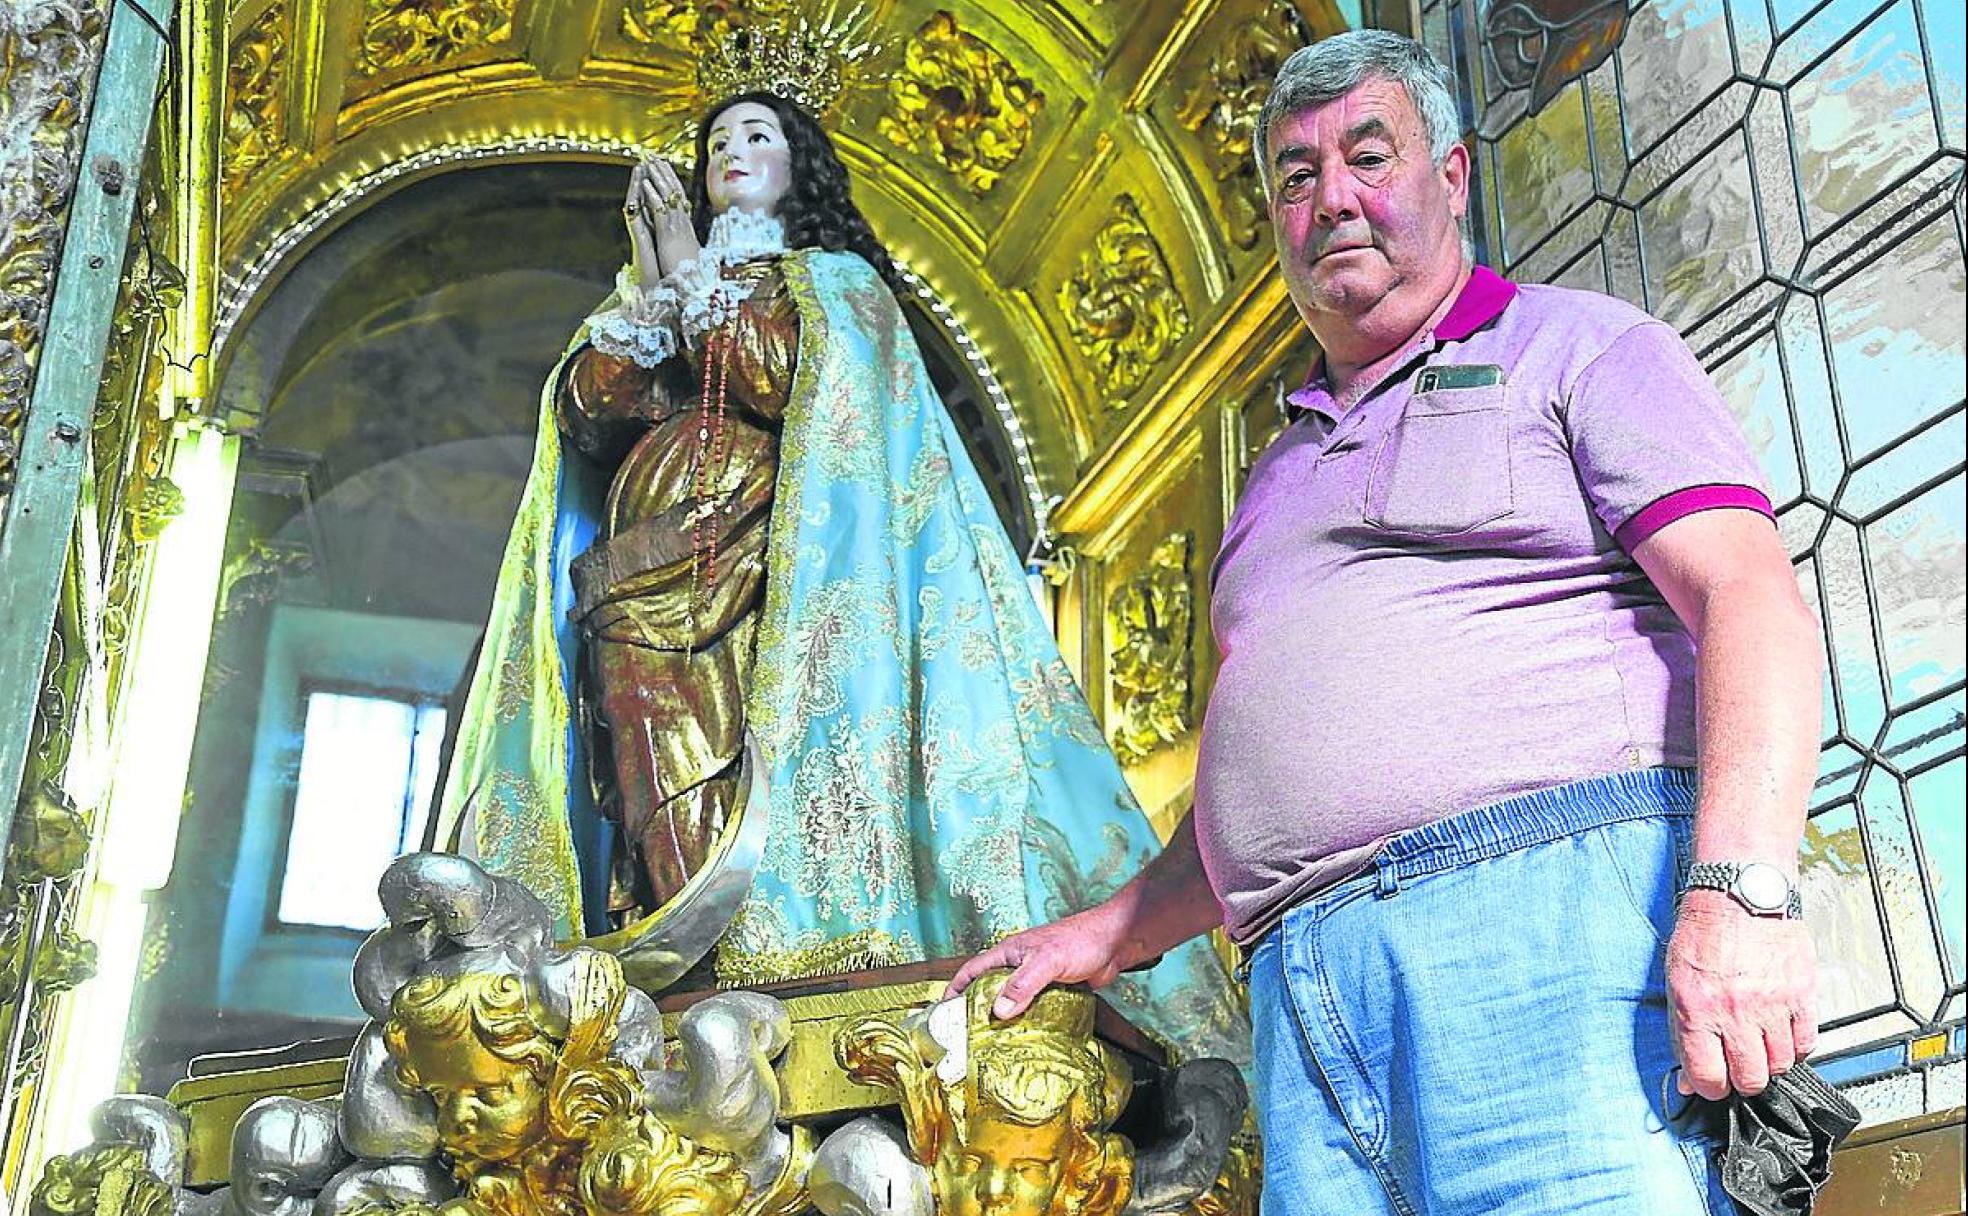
[{"left": 1286, "top": 265, "right": 1520, "bottom": 419}]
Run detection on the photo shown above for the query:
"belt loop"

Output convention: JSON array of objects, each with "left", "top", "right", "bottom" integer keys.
[{"left": 1375, "top": 858, "right": 1400, "bottom": 899}]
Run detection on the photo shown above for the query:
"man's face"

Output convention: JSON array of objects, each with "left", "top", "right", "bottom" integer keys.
[
  {"left": 1265, "top": 77, "right": 1469, "bottom": 322},
  {"left": 705, "top": 101, "right": 794, "bottom": 217}
]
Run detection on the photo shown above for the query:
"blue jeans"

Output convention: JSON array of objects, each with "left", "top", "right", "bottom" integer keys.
[{"left": 1247, "top": 768, "right": 1732, "bottom": 1214}]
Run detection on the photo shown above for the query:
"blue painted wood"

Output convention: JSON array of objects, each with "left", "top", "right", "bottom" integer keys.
[{"left": 0, "top": 0, "right": 177, "bottom": 860}]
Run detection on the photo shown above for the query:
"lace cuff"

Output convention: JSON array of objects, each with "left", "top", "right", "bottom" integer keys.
[
  {"left": 587, "top": 309, "right": 680, "bottom": 368},
  {"left": 585, "top": 264, "right": 682, "bottom": 368},
  {"left": 667, "top": 255, "right": 750, "bottom": 344}
]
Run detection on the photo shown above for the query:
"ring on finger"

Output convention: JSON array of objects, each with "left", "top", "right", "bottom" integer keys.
[{"left": 623, "top": 201, "right": 641, "bottom": 217}]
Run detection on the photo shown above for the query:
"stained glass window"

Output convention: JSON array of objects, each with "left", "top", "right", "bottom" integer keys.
[{"left": 1418, "top": 0, "right": 1966, "bottom": 1120}]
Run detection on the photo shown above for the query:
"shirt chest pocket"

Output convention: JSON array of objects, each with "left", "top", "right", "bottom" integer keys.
[{"left": 1363, "top": 384, "right": 1515, "bottom": 537}]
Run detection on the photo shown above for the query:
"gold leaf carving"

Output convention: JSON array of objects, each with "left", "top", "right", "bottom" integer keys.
[
  {"left": 30, "top": 1144, "right": 176, "bottom": 1216},
  {"left": 1107, "top": 533, "right": 1192, "bottom": 764},
  {"left": 222, "top": 4, "right": 286, "bottom": 197},
  {"left": 1174, "top": 5, "right": 1307, "bottom": 250},
  {"left": 879, "top": 11, "right": 1043, "bottom": 195},
  {"left": 837, "top": 974, "right": 1136, "bottom": 1216},
  {"left": 1058, "top": 195, "right": 1190, "bottom": 401},
  {"left": 619, "top": 0, "right": 696, "bottom": 49},
  {"left": 354, "top": 0, "right": 516, "bottom": 78}
]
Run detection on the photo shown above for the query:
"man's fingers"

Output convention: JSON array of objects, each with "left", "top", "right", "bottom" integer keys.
[
  {"left": 992, "top": 955, "right": 1060, "bottom": 1021},
  {"left": 1792, "top": 1006, "right": 1818, "bottom": 1060},
  {"left": 1724, "top": 1027, "right": 1770, "bottom": 1096},
  {"left": 1764, "top": 1021, "right": 1799, "bottom": 1080},
  {"left": 1680, "top": 1029, "right": 1731, "bottom": 1101},
  {"left": 945, "top": 945, "right": 1016, "bottom": 997}
]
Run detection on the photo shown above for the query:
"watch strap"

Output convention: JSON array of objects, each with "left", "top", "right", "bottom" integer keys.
[{"left": 1683, "top": 861, "right": 1804, "bottom": 920}]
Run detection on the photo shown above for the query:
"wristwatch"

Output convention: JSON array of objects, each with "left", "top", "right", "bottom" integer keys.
[{"left": 1683, "top": 860, "right": 1804, "bottom": 920}]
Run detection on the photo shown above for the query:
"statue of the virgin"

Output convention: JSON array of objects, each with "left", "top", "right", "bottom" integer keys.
[{"left": 431, "top": 11, "right": 1248, "bottom": 1069}]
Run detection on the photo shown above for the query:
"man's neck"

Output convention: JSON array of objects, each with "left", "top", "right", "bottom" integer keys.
[{"left": 1318, "top": 261, "right": 1473, "bottom": 407}]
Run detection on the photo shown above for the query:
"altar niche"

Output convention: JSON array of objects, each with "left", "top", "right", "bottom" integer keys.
[{"left": 121, "top": 159, "right": 1025, "bottom": 1097}]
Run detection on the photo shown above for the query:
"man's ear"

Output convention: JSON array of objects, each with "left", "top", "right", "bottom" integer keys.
[{"left": 1442, "top": 139, "right": 1472, "bottom": 220}]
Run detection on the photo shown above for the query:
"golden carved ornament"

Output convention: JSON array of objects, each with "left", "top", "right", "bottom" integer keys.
[
  {"left": 620, "top": 0, "right": 797, "bottom": 57},
  {"left": 380, "top": 953, "right": 761, "bottom": 1216},
  {"left": 222, "top": 4, "right": 287, "bottom": 198},
  {"left": 620, "top": 0, "right": 697, "bottom": 49},
  {"left": 32, "top": 923, "right": 100, "bottom": 992},
  {"left": 1106, "top": 532, "right": 1193, "bottom": 764},
  {"left": 354, "top": 0, "right": 516, "bottom": 79},
  {"left": 837, "top": 972, "right": 1136, "bottom": 1216},
  {"left": 0, "top": 0, "right": 110, "bottom": 503},
  {"left": 29, "top": 1144, "right": 176, "bottom": 1216},
  {"left": 879, "top": 11, "right": 1044, "bottom": 195},
  {"left": 128, "top": 475, "right": 184, "bottom": 544},
  {"left": 8, "top": 783, "right": 90, "bottom": 884},
  {"left": 1058, "top": 195, "right": 1191, "bottom": 401},
  {"left": 1173, "top": 5, "right": 1306, "bottom": 250}
]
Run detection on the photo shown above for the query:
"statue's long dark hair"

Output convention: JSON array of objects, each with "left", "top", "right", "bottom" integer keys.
[{"left": 689, "top": 92, "right": 904, "bottom": 294}]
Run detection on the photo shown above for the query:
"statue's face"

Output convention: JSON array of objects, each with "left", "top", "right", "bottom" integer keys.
[
  {"left": 404, "top": 1033, "right": 548, "bottom": 1163},
  {"left": 936, "top": 1109, "right": 1071, "bottom": 1216},
  {"left": 705, "top": 101, "right": 793, "bottom": 217}
]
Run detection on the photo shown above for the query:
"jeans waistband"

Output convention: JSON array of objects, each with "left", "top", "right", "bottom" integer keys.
[
  {"left": 1234, "top": 767, "right": 1696, "bottom": 979},
  {"left": 1368, "top": 766, "right": 1696, "bottom": 893}
]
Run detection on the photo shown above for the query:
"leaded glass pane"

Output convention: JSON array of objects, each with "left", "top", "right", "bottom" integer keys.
[
  {"left": 1452, "top": 0, "right": 1966, "bottom": 1099},
  {"left": 1823, "top": 219, "right": 1966, "bottom": 461},
  {"left": 1908, "top": 759, "right": 1966, "bottom": 994}
]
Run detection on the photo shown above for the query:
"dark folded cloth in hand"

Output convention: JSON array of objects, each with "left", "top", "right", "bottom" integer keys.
[{"left": 1711, "top": 1064, "right": 1863, "bottom": 1216}]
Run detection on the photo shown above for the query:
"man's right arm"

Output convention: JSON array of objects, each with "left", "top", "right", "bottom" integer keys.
[{"left": 946, "top": 813, "right": 1222, "bottom": 1019}]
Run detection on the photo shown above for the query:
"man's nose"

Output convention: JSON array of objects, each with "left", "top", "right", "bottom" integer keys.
[{"left": 1311, "top": 171, "right": 1359, "bottom": 227}]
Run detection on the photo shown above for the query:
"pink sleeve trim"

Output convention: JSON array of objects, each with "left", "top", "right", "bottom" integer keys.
[{"left": 1615, "top": 484, "right": 1775, "bottom": 551}]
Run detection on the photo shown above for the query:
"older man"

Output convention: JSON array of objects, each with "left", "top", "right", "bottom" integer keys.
[{"left": 952, "top": 29, "right": 1825, "bottom": 1213}]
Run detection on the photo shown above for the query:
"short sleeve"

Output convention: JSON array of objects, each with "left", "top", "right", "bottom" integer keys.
[{"left": 1563, "top": 320, "right": 1775, "bottom": 551}]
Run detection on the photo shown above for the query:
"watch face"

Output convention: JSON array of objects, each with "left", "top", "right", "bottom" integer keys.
[{"left": 1736, "top": 862, "right": 1791, "bottom": 913}]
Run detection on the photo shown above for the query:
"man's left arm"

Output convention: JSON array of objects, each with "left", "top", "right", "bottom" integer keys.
[{"left": 1633, "top": 509, "right": 1824, "bottom": 1099}]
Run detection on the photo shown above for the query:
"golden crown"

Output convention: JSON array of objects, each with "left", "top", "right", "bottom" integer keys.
[{"left": 695, "top": 4, "right": 884, "bottom": 117}]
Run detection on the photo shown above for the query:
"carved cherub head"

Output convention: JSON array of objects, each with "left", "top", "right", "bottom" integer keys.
[
  {"left": 922, "top": 975, "right": 1135, "bottom": 1216},
  {"left": 383, "top": 971, "right": 557, "bottom": 1166}
]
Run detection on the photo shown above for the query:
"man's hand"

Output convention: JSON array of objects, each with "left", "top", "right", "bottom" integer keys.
[
  {"left": 950, "top": 813, "right": 1224, "bottom": 1020},
  {"left": 1667, "top": 890, "right": 1818, "bottom": 1099},
  {"left": 947, "top": 901, "right": 1142, "bottom": 1021}
]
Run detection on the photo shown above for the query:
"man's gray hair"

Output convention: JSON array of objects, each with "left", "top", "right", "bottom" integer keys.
[{"left": 1253, "top": 30, "right": 1463, "bottom": 196}]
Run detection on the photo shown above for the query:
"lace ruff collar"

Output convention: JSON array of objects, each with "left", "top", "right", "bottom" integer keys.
[{"left": 706, "top": 209, "right": 789, "bottom": 262}]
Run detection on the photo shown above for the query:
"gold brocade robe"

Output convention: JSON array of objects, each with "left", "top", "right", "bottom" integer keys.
[{"left": 557, "top": 261, "right": 796, "bottom": 914}]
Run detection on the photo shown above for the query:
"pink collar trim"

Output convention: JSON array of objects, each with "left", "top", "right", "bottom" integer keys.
[{"left": 1288, "top": 266, "right": 1520, "bottom": 416}]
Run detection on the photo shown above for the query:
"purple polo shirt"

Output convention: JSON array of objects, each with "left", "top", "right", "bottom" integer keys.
[{"left": 1196, "top": 268, "right": 1774, "bottom": 945}]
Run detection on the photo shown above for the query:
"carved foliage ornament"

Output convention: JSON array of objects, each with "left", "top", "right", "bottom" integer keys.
[
  {"left": 880, "top": 11, "right": 1044, "bottom": 196},
  {"left": 223, "top": 4, "right": 286, "bottom": 197},
  {"left": 1107, "top": 533, "right": 1193, "bottom": 764},
  {"left": 354, "top": 0, "right": 516, "bottom": 79},
  {"left": 1059, "top": 195, "right": 1190, "bottom": 401},
  {"left": 1174, "top": 4, "right": 1307, "bottom": 250},
  {"left": 0, "top": 0, "right": 111, "bottom": 505}
]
